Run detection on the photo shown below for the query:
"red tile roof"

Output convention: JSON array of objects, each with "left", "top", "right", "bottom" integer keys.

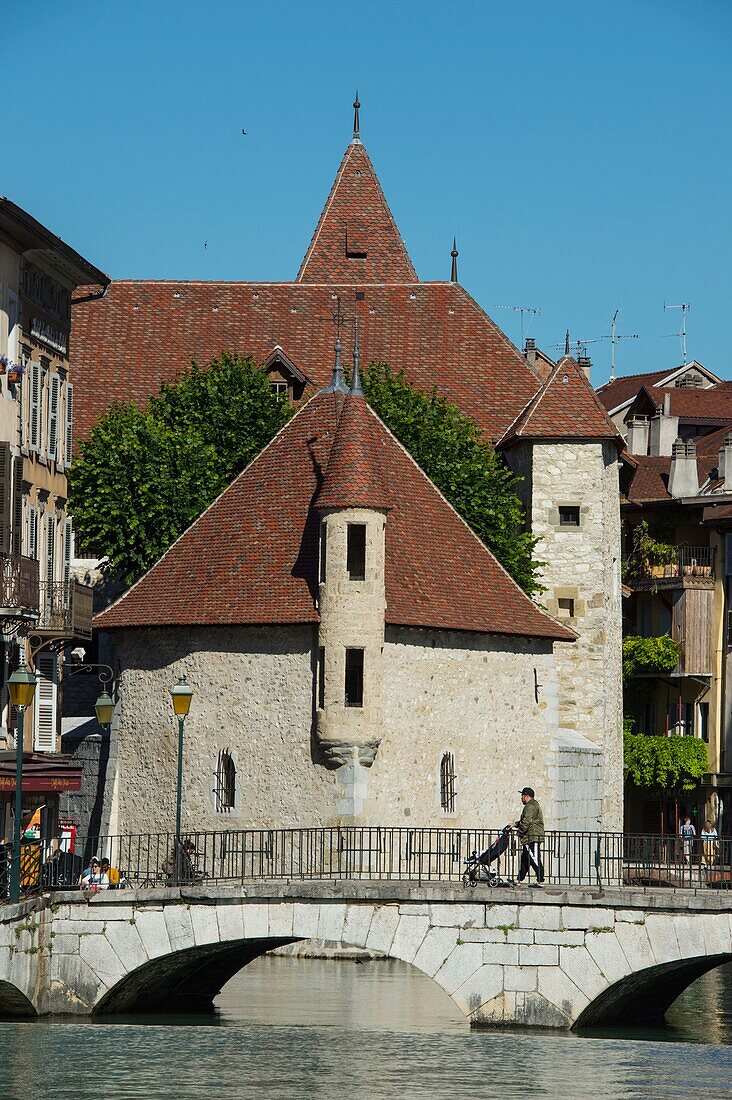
[
  {"left": 596, "top": 370, "right": 671, "bottom": 412},
  {"left": 296, "top": 143, "right": 417, "bottom": 284},
  {"left": 624, "top": 456, "right": 672, "bottom": 502},
  {"left": 316, "top": 395, "right": 392, "bottom": 511},
  {"left": 95, "top": 391, "right": 572, "bottom": 641},
  {"left": 70, "top": 279, "right": 541, "bottom": 445},
  {"left": 498, "top": 357, "right": 624, "bottom": 448}
]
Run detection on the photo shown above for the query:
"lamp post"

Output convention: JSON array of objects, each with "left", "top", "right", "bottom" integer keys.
[
  {"left": 8, "top": 664, "right": 37, "bottom": 904},
  {"left": 170, "top": 677, "right": 194, "bottom": 868}
]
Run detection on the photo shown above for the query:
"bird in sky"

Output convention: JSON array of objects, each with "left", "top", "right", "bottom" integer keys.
[
  {"left": 241, "top": 129, "right": 247, "bottom": 135},
  {"left": 204, "top": 241, "right": 207, "bottom": 250}
]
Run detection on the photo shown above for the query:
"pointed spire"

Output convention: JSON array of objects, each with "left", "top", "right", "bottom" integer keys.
[
  {"left": 350, "top": 317, "right": 364, "bottom": 396},
  {"left": 564, "top": 329, "right": 570, "bottom": 356},
  {"left": 450, "top": 237, "right": 459, "bottom": 283},
  {"left": 323, "top": 336, "right": 349, "bottom": 394},
  {"left": 352, "top": 90, "right": 361, "bottom": 145}
]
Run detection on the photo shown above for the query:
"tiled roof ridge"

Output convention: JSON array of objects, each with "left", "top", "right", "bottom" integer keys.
[
  {"left": 295, "top": 143, "right": 418, "bottom": 284},
  {"left": 596, "top": 368, "right": 670, "bottom": 393},
  {"left": 93, "top": 396, "right": 322, "bottom": 626},
  {"left": 362, "top": 401, "right": 574, "bottom": 640},
  {"left": 498, "top": 357, "right": 623, "bottom": 446}
]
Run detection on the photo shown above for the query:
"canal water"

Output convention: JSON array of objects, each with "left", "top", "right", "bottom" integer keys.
[{"left": 1, "top": 956, "right": 731, "bottom": 1100}]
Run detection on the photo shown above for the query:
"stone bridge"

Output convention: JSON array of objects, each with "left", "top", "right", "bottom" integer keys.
[{"left": 1, "top": 882, "right": 731, "bottom": 1029}]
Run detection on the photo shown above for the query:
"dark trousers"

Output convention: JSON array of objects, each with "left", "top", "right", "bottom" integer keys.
[{"left": 518, "top": 841, "right": 544, "bottom": 883}]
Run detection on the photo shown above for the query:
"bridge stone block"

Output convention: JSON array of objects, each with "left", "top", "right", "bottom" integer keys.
[
  {"left": 52, "top": 934, "right": 81, "bottom": 955},
  {"left": 429, "top": 904, "right": 480, "bottom": 928},
  {"left": 91, "top": 905, "right": 135, "bottom": 922},
  {"left": 56, "top": 920, "right": 107, "bottom": 935},
  {"left": 536, "top": 964, "right": 589, "bottom": 1025},
  {"left": 164, "top": 905, "right": 195, "bottom": 951},
  {"left": 583, "top": 928, "right": 631, "bottom": 985},
  {"left": 413, "top": 927, "right": 459, "bottom": 978},
  {"left": 191, "top": 905, "right": 222, "bottom": 946},
  {"left": 537, "top": 929, "right": 585, "bottom": 946},
  {"left": 613, "top": 920, "right": 655, "bottom": 971},
  {"left": 342, "top": 904, "right": 373, "bottom": 947},
  {"left": 292, "top": 902, "right": 320, "bottom": 940},
  {"left": 242, "top": 903, "right": 269, "bottom": 939},
  {"left": 504, "top": 965, "right": 537, "bottom": 992},
  {"left": 645, "top": 914, "right": 681, "bottom": 964},
  {"left": 434, "top": 942, "right": 483, "bottom": 996},
  {"left": 484, "top": 904, "right": 518, "bottom": 927},
  {"left": 390, "top": 914, "right": 429, "bottom": 964},
  {"left": 105, "top": 922, "right": 148, "bottom": 973},
  {"left": 268, "top": 903, "right": 294, "bottom": 939},
  {"left": 483, "top": 942, "right": 518, "bottom": 966},
  {"left": 365, "top": 906, "right": 400, "bottom": 953},
  {"left": 317, "top": 903, "right": 347, "bottom": 943},
  {"left": 559, "top": 945, "right": 606, "bottom": 1000},
  {"left": 452, "top": 963, "right": 503, "bottom": 1019},
  {"left": 561, "top": 906, "right": 614, "bottom": 930},
  {"left": 135, "top": 909, "right": 172, "bottom": 959},
  {"left": 216, "top": 902, "right": 245, "bottom": 943},
  {"left": 671, "top": 914, "right": 704, "bottom": 959},
  {"left": 517, "top": 905, "right": 562, "bottom": 931},
  {"left": 519, "top": 943, "right": 559, "bottom": 967},
  {"left": 47, "top": 951, "right": 104, "bottom": 1014},
  {"left": 699, "top": 913, "right": 732, "bottom": 956},
  {"left": 506, "top": 929, "right": 534, "bottom": 944},
  {"left": 79, "top": 932, "right": 127, "bottom": 991}
]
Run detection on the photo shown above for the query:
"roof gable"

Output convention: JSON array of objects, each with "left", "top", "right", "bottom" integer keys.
[
  {"left": 95, "top": 391, "right": 571, "bottom": 641},
  {"left": 296, "top": 143, "right": 418, "bottom": 284},
  {"left": 498, "top": 357, "right": 623, "bottom": 448}
]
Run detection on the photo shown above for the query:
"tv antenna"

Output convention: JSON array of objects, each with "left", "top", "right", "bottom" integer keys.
[
  {"left": 609, "top": 309, "right": 639, "bottom": 381},
  {"left": 493, "top": 304, "right": 541, "bottom": 348},
  {"left": 549, "top": 335, "right": 607, "bottom": 358},
  {"left": 663, "top": 302, "right": 691, "bottom": 365}
]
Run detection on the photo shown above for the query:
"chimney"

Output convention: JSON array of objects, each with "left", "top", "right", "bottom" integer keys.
[
  {"left": 577, "top": 355, "right": 591, "bottom": 381},
  {"left": 718, "top": 434, "right": 732, "bottom": 491},
  {"left": 627, "top": 416, "right": 650, "bottom": 456},
  {"left": 649, "top": 403, "right": 680, "bottom": 456},
  {"left": 668, "top": 437, "right": 700, "bottom": 499},
  {"left": 524, "top": 338, "right": 537, "bottom": 371}
]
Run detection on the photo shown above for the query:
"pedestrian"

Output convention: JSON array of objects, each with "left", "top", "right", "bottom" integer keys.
[
  {"left": 679, "top": 816, "right": 696, "bottom": 865},
  {"left": 100, "top": 857, "right": 122, "bottom": 888},
  {"left": 701, "top": 820, "right": 718, "bottom": 867},
  {"left": 80, "top": 856, "right": 108, "bottom": 892},
  {"left": 512, "top": 786, "right": 545, "bottom": 887}
]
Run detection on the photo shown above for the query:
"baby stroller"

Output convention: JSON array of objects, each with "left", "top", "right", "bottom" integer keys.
[{"left": 462, "top": 826, "right": 514, "bottom": 888}]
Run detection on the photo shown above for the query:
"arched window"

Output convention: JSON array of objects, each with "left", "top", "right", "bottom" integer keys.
[
  {"left": 440, "top": 751, "right": 456, "bottom": 814},
  {"left": 215, "top": 749, "right": 236, "bottom": 813}
]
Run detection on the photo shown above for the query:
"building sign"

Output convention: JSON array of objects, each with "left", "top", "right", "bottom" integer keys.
[
  {"left": 0, "top": 773, "right": 82, "bottom": 793},
  {"left": 30, "top": 316, "right": 68, "bottom": 356}
]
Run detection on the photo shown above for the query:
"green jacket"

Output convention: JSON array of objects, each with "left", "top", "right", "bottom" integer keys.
[{"left": 517, "top": 798, "right": 545, "bottom": 845}]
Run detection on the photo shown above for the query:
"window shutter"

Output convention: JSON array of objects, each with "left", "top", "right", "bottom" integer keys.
[
  {"left": 12, "top": 456, "right": 23, "bottom": 557},
  {"left": 46, "top": 515, "right": 56, "bottom": 586},
  {"left": 64, "top": 383, "right": 74, "bottom": 468},
  {"left": 28, "top": 505, "right": 38, "bottom": 560},
  {"left": 0, "top": 442, "right": 11, "bottom": 553},
  {"left": 63, "top": 516, "right": 73, "bottom": 587},
  {"left": 47, "top": 373, "right": 60, "bottom": 462},
  {"left": 33, "top": 653, "right": 58, "bottom": 753},
  {"left": 29, "top": 362, "right": 41, "bottom": 453}
]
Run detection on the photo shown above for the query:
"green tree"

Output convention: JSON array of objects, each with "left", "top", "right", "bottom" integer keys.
[
  {"left": 69, "top": 355, "right": 291, "bottom": 583},
  {"left": 362, "top": 362, "right": 541, "bottom": 594},
  {"left": 624, "top": 732, "right": 708, "bottom": 793}
]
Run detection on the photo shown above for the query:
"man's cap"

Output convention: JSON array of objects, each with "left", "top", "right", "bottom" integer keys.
[{"left": 519, "top": 787, "right": 535, "bottom": 798}]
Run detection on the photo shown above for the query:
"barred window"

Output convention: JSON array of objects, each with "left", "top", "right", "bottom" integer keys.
[
  {"left": 215, "top": 749, "right": 236, "bottom": 813},
  {"left": 440, "top": 751, "right": 456, "bottom": 814}
]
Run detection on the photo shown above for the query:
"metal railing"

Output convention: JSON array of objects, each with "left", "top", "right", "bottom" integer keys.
[
  {"left": 37, "top": 579, "right": 93, "bottom": 639},
  {"left": 0, "top": 552, "right": 39, "bottom": 612},
  {"left": 627, "top": 545, "right": 716, "bottom": 584},
  {"left": 4, "top": 827, "right": 730, "bottom": 899}
]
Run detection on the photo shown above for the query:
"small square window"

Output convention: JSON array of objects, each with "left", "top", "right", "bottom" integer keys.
[
  {"left": 557, "top": 598, "right": 575, "bottom": 618},
  {"left": 345, "top": 648, "right": 364, "bottom": 708},
  {"left": 269, "top": 380, "right": 289, "bottom": 398},
  {"left": 559, "top": 506, "right": 581, "bottom": 527}
]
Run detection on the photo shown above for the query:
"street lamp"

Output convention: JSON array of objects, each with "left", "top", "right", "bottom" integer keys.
[
  {"left": 170, "top": 676, "right": 194, "bottom": 867},
  {"left": 94, "top": 691, "right": 115, "bottom": 727},
  {"left": 8, "top": 664, "right": 37, "bottom": 904}
]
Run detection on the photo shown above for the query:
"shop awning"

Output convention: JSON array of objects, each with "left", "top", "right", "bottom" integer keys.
[{"left": 0, "top": 752, "right": 83, "bottom": 793}]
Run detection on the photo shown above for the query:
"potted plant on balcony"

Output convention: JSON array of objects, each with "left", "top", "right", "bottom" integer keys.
[
  {"left": 7, "top": 362, "right": 24, "bottom": 384},
  {"left": 0, "top": 355, "right": 8, "bottom": 376}
]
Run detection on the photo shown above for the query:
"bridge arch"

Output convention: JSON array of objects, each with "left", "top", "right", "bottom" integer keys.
[{"left": 0, "top": 979, "right": 37, "bottom": 1018}]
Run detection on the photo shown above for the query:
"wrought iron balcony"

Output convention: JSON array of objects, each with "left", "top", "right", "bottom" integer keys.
[
  {"left": 0, "top": 552, "right": 40, "bottom": 618},
  {"left": 627, "top": 546, "right": 716, "bottom": 589},
  {"left": 37, "top": 580, "right": 93, "bottom": 640}
]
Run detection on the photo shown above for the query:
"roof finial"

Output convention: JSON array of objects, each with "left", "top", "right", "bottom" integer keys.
[
  {"left": 450, "top": 237, "right": 459, "bottom": 283},
  {"left": 350, "top": 317, "right": 364, "bottom": 396},
  {"left": 564, "top": 329, "right": 570, "bottom": 356},
  {"left": 323, "top": 295, "right": 350, "bottom": 394},
  {"left": 352, "top": 90, "right": 361, "bottom": 144}
]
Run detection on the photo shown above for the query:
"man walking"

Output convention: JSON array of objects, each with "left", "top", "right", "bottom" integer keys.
[{"left": 513, "top": 786, "right": 545, "bottom": 887}]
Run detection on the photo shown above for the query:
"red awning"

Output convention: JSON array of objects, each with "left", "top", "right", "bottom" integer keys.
[{"left": 0, "top": 772, "right": 82, "bottom": 793}]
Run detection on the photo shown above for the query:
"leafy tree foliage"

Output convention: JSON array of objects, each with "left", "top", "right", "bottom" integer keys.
[
  {"left": 622, "top": 635, "right": 680, "bottom": 683},
  {"left": 362, "top": 363, "right": 541, "bottom": 594},
  {"left": 624, "top": 732, "right": 709, "bottom": 793},
  {"left": 69, "top": 355, "right": 291, "bottom": 583}
]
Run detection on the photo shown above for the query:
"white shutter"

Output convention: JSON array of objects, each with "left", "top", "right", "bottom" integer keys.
[
  {"left": 64, "top": 383, "right": 74, "bottom": 468},
  {"left": 47, "top": 373, "right": 60, "bottom": 462},
  {"left": 33, "top": 653, "right": 57, "bottom": 753},
  {"left": 63, "top": 516, "right": 73, "bottom": 587},
  {"left": 7, "top": 291, "right": 18, "bottom": 364},
  {"left": 46, "top": 515, "right": 55, "bottom": 586},
  {"left": 29, "top": 362, "right": 41, "bottom": 452},
  {"left": 28, "top": 505, "right": 38, "bottom": 560}
]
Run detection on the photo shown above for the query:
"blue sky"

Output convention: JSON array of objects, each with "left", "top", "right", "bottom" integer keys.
[{"left": 7, "top": 1, "right": 732, "bottom": 385}]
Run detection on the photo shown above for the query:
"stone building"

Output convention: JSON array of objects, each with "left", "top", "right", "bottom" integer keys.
[{"left": 71, "top": 101, "right": 624, "bottom": 835}]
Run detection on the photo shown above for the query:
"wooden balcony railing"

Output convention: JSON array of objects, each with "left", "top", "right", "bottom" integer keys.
[
  {"left": 627, "top": 545, "right": 716, "bottom": 586},
  {"left": 0, "top": 552, "right": 40, "bottom": 615},
  {"left": 37, "top": 580, "right": 93, "bottom": 640}
]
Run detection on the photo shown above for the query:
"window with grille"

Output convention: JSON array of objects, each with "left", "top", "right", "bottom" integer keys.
[
  {"left": 215, "top": 749, "right": 236, "bottom": 813},
  {"left": 559, "top": 506, "right": 581, "bottom": 527},
  {"left": 440, "top": 752, "right": 456, "bottom": 814}
]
